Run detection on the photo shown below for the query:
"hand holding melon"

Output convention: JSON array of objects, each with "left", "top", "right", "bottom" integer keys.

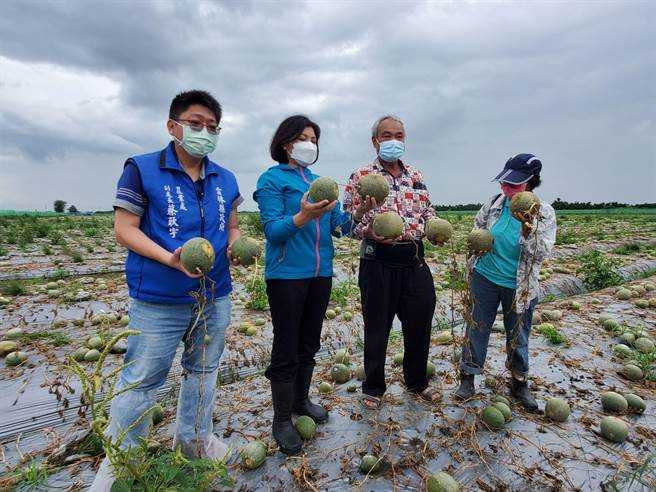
[{"left": 510, "top": 191, "right": 540, "bottom": 236}]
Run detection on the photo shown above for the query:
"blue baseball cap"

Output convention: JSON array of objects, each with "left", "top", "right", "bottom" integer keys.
[{"left": 493, "top": 153, "right": 542, "bottom": 184}]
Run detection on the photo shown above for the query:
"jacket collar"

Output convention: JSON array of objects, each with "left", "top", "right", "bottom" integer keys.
[
  {"left": 490, "top": 193, "right": 507, "bottom": 210},
  {"left": 275, "top": 162, "right": 315, "bottom": 177},
  {"left": 159, "top": 141, "right": 219, "bottom": 177},
  {"left": 372, "top": 158, "right": 408, "bottom": 176}
]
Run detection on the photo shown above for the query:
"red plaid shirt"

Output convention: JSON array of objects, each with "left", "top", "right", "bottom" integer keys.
[{"left": 343, "top": 159, "right": 435, "bottom": 240}]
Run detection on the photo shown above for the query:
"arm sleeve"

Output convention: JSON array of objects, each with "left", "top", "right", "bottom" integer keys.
[
  {"left": 253, "top": 173, "right": 301, "bottom": 244},
  {"left": 473, "top": 199, "right": 491, "bottom": 230},
  {"left": 519, "top": 202, "right": 557, "bottom": 263},
  {"left": 113, "top": 160, "right": 147, "bottom": 216}
]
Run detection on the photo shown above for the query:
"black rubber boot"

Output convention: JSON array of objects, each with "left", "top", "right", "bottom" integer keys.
[
  {"left": 271, "top": 381, "right": 302, "bottom": 455},
  {"left": 510, "top": 377, "right": 539, "bottom": 412},
  {"left": 293, "top": 365, "right": 328, "bottom": 423},
  {"left": 454, "top": 374, "right": 475, "bottom": 400}
]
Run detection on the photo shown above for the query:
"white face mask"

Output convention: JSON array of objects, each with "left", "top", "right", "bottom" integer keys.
[{"left": 290, "top": 140, "right": 317, "bottom": 167}]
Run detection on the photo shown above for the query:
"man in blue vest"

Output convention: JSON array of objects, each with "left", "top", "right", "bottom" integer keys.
[{"left": 90, "top": 90, "right": 242, "bottom": 490}]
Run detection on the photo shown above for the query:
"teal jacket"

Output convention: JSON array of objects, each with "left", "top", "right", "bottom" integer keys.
[{"left": 253, "top": 163, "right": 353, "bottom": 280}]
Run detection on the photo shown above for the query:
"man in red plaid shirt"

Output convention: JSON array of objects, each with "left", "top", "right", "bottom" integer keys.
[{"left": 344, "top": 115, "right": 444, "bottom": 409}]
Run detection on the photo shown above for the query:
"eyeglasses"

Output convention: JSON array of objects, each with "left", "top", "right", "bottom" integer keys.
[{"left": 175, "top": 119, "right": 221, "bottom": 135}]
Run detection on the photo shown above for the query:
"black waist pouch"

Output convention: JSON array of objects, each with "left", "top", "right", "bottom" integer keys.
[{"left": 361, "top": 239, "right": 424, "bottom": 267}]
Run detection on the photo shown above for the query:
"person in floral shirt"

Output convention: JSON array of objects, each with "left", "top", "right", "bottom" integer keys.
[{"left": 343, "top": 115, "right": 444, "bottom": 409}]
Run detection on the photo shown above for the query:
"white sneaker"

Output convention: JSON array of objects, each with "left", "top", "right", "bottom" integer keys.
[{"left": 87, "top": 457, "right": 115, "bottom": 492}]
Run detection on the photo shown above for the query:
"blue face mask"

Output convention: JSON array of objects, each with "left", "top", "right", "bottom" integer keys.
[{"left": 378, "top": 139, "right": 405, "bottom": 162}]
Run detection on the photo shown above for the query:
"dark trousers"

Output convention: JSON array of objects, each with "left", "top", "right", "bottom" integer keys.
[
  {"left": 359, "top": 259, "right": 436, "bottom": 397},
  {"left": 460, "top": 270, "right": 537, "bottom": 380},
  {"left": 265, "top": 277, "right": 332, "bottom": 383}
]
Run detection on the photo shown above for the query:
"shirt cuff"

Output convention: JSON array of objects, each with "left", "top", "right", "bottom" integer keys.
[{"left": 113, "top": 198, "right": 144, "bottom": 216}]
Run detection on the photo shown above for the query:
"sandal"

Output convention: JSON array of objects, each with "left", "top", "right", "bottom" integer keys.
[{"left": 360, "top": 394, "right": 382, "bottom": 410}]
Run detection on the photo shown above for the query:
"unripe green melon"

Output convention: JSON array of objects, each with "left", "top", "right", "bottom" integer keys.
[
  {"left": 241, "top": 440, "right": 267, "bottom": 469},
  {"left": 619, "top": 332, "right": 636, "bottom": 345},
  {"left": 612, "top": 344, "right": 633, "bottom": 359},
  {"left": 467, "top": 229, "right": 493, "bottom": 254},
  {"left": 4, "top": 328, "right": 24, "bottom": 340},
  {"left": 425, "top": 218, "right": 453, "bottom": 244},
  {"left": 84, "top": 349, "right": 101, "bottom": 362},
  {"left": 616, "top": 288, "right": 632, "bottom": 300},
  {"left": 602, "top": 319, "right": 621, "bottom": 333},
  {"left": 180, "top": 237, "right": 215, "bottom": 274},
  {"left": 347, "top": 383, "right": 358, "bottom": 393},
  {"left": 231, "top": 237, "right": 262, "bottom": 266},
  {"left": 331, "top": 363, "right": 351, "bottom": 384},
  {"left": 355, "top": 366, "right": 365, "bottom": 381},
  {"left": 359, "top": 454, "right": 381, "bottom": 474},
  {"left": 0, "top": 340, "right": 18, "bottom": 356},
  {"left": 151, "top": 405, "right": 164, "bottom": 426},
  {"left": 334, "top": 348, "right": 350, "bottom": 365},
  {"left": 542, "top": 310, "right": 563, "bottom": 321},
  {"left": 426, "top": 362, "right": 436, "bottom": 379},
  {"left": 295, "top": 415, "right": 316, "bottom": 440},
  {"left": 325, "top": 309, "right": 336, "bottom": 319},
  {"left": 254, "top": 318, "right": 266, "bottom": 326},
  {"left": 393, "top": 352, "right": 404, "bottom": 366},
  {"left": 491, "top": 395, "right": 510, "bottom": 406},
  {"left": 87, "top": 336, "right": 103, "bottom": 350},
  {"left": 509, "top": 191, "right": 539, "bottom": 220},
  {"left": 238, "top": 322, "right": 252, "bottom": 334},
  {"left": 308, "top": 176, "right": 339, "bottom": 203},
  {"left": 481, "top": 406, "right": 505, "bottom": 429},
  {"left": 5, "top": 351, "right": 27, "bottom": 366},
  {"left": 426, "top": 471, "right": 460, "bottom": 492},
  {"left": 600, "top": 416, "right": 628, "bottom": 443},
  {"left": 624, "top": 394, "right": 646, "bottom": 414},
  {"left": 343, "top": 311, "right": 353, "bottom": 321},
  {"left": 373, "top": 212, "right": 404, "bottom": 239},
  {"left": 601, "top": 391, "right": 628, "bottom": 413},
  {"left": 72, "top": 347, "right": 88, "bottom": 361},
  {"left": 492, "top": 402, "right": 512, "bottom": 422},
  {"left": 635, "top": 299, "right": 649, "bottom": 308},
  {"left": 545, "top": 397, "right": 570, "bottom": 422},
  {"left": 245, "top": 326, "right": 258, "bottom": 336},
  {"left": 357, "top": 173, "right": 389, "bottom": 204},
  {"left": 622, "top": 364, "right": 644, "bottom": 381},
  {"left": 634, "top": 337, "right": 654, "bottom": 354},
  {"left": 318, "top": 381, "right": 332, "bottom": 394},
  {"left": 434, "top": 330, "right": 453, "bottom": 345},
  {"left": 649, "top": 298, "right": 656, "bottom": 308}
]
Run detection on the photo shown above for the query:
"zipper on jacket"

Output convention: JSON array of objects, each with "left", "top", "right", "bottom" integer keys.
[
  {"left": 183, "top": 172, "right": 205, "bottom": 238},
  {"left": 298, "top": 167, "right": 321, "bottom": 277}
]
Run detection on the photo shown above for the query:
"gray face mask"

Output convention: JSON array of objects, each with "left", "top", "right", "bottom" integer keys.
[{"left": 173, "top": 121, "right": 217, "bottom": 157}]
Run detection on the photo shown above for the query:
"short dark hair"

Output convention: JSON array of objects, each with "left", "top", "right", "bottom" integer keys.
[
  {"left": 270, "top": 115, "right": 321, "bottom": 164},
  {"left": 526, "top": 174, "right": 541, "bottom": 191},
  {"left": 169, "top": 90, "right": 222, "bottom": 122}
]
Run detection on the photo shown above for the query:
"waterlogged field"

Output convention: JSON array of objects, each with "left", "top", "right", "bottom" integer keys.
[{"left": 0, "top": 211, "right": 655, "bottom": 490}]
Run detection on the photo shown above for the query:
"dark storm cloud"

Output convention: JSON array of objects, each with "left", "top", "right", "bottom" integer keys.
[{"left": 0, "top": 0, "right": 654, "bottom": 211}]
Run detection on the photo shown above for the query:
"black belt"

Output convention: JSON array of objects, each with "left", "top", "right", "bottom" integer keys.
[{"left": 361, "top": 239, "right": 425, "bottom": 267}]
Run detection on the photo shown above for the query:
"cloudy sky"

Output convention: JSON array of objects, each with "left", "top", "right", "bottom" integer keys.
[{"left": 0, "top": 0, "right": 654, "bottom": 212}]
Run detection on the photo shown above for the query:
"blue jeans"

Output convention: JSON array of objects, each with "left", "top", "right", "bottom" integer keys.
[
  {"left": 460, "top": 271, "right": 536, "bottom": 380},
  {"left": 106, "top": 296, "right": 230, "bottom": 455}
]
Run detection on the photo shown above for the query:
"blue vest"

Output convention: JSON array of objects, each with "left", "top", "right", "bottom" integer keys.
[{"left": 125, "top": 142, "right": 240, "bottom": 304}]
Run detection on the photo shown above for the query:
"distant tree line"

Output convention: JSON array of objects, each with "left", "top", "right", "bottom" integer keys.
[
  {"left": 550, "top": 198, "right": 656, "bottom": 210},
  {"left": 434, "top": 198, "right": 656, "bottom": 211}
]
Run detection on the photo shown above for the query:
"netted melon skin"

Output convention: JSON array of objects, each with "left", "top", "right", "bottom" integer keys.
[
  {"left": 180, "top": 237, "right": 215, "bottom": 274},
  {"left": 357, "top": 173, "right": 389, "bottom": 204},
  {"left": 308, "top": 177, "right": 339, "bottom": 203},
  {"left": 373, "top": 212, "right": 404, "bottom": 239}
]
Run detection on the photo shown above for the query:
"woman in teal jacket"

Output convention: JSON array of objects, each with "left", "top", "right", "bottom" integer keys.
[{"left": 254, "top": 115, "right": 358, "bottom": 455}]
